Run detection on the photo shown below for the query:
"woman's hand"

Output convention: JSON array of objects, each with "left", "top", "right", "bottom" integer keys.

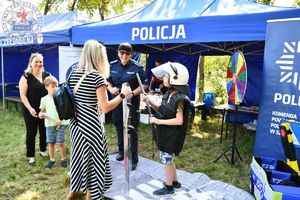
[
  {"left": 150, "top": 117, "right": 160, "bottom": 125},
  {"left": 121, "top": 85, "right": 132, "bottom": 97},
  {"left": 29, "top": 108, "right": 38, "bottom": 118},
  {"left": 110, "top": 87, "right": 120, "bottom": 95}
]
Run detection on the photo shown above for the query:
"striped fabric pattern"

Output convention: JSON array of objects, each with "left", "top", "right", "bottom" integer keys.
[{"left": 69, "top": 70, "right": 112, "bottom": 199}]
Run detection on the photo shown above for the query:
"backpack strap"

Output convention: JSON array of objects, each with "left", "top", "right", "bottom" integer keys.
[{"left": 73, "top": 73, "right": 87, "bottom": 95}]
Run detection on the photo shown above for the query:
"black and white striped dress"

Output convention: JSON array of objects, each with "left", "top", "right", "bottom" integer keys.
[{"left": 68, "top": 70, "right": 112, "bottom": 199}]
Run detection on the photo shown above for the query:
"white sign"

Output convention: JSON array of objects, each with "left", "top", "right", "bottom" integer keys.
[{"left": 58, "top": 46, "right": 82, "bottom": 83}]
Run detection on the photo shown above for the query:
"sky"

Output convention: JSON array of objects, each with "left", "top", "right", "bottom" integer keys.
[
  {"left": 273, "top": 0, "right": 294, "bottom": 7},
  {"left": 0, "top": 0, "right": 296, "bottom": 23}
]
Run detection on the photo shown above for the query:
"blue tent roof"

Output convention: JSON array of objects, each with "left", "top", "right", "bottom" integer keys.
[
  {"left": 0, "top": 12, "right": 88, "bottom": 47},
  {"left": 72, "top": 0, "right": 300, "bottom": 47}
]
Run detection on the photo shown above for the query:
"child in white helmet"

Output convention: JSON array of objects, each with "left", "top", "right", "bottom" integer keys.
[{"left": 143, "top": 62, "right": 190, "bottom": 196}]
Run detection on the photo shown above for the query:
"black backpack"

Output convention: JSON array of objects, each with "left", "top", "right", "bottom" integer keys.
[
  {"left": 53, "top": 80, "right": 76, "bottom": 120},
  {"left": 54, "top": 71, "right": 86, "bottom": 120}
]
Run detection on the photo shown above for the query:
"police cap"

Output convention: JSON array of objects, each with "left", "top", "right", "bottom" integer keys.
[{"left": 118, "top": 42, "right": 133, "bottom": 53}]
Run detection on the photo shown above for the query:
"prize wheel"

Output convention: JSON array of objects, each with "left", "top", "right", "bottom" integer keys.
[{"left": 227, "top": 51, "right": 247, "bottom": 105}]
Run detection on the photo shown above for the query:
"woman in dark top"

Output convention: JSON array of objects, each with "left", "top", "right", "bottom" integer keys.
[{"left": 19, "top": 53, "right": 50, "bottom": 166}]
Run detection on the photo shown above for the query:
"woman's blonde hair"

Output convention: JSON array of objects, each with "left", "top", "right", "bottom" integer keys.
[
  {"left": 24, "top": 53, "right": 44, "bottom": 73},
  {"left": 78, "top": 40, "right": 109, "bottom": 77}
]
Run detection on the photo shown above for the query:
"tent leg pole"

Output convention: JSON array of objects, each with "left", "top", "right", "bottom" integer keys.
[{"left": 1, "top": 47, "right": 4, "bottom": 109}]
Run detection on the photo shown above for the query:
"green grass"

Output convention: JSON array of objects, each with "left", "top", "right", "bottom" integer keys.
[{"left": 0, "top": 105, "right": 255, "bottom": 199}]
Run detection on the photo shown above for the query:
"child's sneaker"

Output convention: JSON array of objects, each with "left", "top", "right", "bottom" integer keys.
[
  {"left": 153, "top": 186, "right": 174, "bottom": 197},
  {"left": 163, "top": 181, "right": 182, "bottom": 190},
  {"left": 60, "top": 159, "right": 68, "bottom": 168},
  {"left": 46, "top": 161, "right": 55, "bottom": 169}
]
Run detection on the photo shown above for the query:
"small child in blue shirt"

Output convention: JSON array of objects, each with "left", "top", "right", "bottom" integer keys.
[{"left": 39, "top": 76, "right": 69, "bottom": 169}]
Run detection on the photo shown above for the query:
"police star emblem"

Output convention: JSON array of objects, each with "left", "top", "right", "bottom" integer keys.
[{"left": 1, "top": 1, "right": 43, "bottom": 45}]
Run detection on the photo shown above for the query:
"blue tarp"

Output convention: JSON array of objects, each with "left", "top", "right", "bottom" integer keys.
[
  {"left": 0, "top": 12, "right": 88, "bottom": 99},
  {"left": 0, "top": 12, "right": 87, "bottom": 47},
  {"left": 70, "top": 0, "right": 300, "bottom": 102},
  {"left": 72, "top": 0, "right": 300, "bottom": 46}
]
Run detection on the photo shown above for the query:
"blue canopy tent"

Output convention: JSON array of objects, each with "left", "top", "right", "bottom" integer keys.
[
  {"left": 0, "top": 12, "right": 88, "bottom": 107},
  {"left": 71, "top": 0, "right": 300, "bottom": 103}
]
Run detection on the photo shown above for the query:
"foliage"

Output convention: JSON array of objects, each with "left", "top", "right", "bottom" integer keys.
[
  {"left": 0, "top": 104, "right": 255, "bottom": 199},
  {"left": 256, "top": 0, "right": 274, "bottom": 5},
  {"left": 39, "top": 0, "right": 152, "bottom": 20},
  {"left": 204, "top": 56, "right": 230, "bottom": 104},
  {"left": 38, "top": 0, "right": 64, "bottom": 15}
]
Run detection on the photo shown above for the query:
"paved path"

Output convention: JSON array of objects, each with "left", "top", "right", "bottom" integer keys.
[{"left": 104, "top": 154, "right": 254, "bottom": 200}]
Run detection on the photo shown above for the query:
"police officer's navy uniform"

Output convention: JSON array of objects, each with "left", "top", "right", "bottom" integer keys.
[{"left": 107, "top": 58, "right": 148, "bottom": 164}]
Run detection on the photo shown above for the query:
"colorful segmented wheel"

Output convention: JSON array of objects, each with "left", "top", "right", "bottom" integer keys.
[{"left": 227, "top": 51, "right": 247, "bottom": 105}]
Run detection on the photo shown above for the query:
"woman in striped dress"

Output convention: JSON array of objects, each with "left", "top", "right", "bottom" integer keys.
[{"left": 67, "top": 40, "right": 132, "bottom": 200}]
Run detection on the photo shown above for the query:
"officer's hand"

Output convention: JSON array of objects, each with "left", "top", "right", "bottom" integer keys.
[
  {"left": 110, "top": 87, "right": 120, "bottom": 95},
  {"left": 121, "top": 85, "right": 132, "bottom": 97}
]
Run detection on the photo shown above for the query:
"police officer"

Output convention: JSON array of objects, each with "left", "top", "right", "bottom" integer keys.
[{"left": 107, "top": 42, "right": 148, "bottom": 170}]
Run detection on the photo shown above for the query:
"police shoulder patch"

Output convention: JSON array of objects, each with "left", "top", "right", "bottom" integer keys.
[{"left": 110, "top": 60, "right": 118, "bottom": 65}]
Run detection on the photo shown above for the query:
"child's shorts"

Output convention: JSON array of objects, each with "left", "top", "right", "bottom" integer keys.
[
  {"left": 46, "top": 125, "right": 67, "bottom": 144},
  {"left": 160, "top": 151, "right": 175, "bottom": 164}
]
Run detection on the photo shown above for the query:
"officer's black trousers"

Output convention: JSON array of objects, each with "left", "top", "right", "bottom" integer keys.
[
  {"left": 112, "top": 101, "right": 140, "bottom": 163},
  {"left": 23, "top": 110, "right": 47, "bottom": 157}
]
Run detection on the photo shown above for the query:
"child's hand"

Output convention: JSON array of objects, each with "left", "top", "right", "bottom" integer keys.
[
  {"left": 141, "top": 94, "right": 150, "bottom": 103},
  {"left": 56, "top": 120, "right": 62, "bottom": 126},
  {"left": 150, "top": 117, "right": 160, "bottom": 125},
  {"left": 38, "top": 112, "right": 46, "bottom": 119}
]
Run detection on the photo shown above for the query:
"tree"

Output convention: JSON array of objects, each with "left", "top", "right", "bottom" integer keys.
[
  {"left": 256, "top": 0, "right": 273, "bottom": 4},
  {"left": 39, "top": 0, "right": 64, "bottom": 15},
  {"left": 39, "top": 0, "right": 152, "bottom": 20}
]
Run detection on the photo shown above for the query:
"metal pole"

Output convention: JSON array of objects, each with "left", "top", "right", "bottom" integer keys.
[
  {"left": 122, "top": 82, "right": 131, "bottom": 198},
  {"left": 1, "top": 47, "right": 4, "bottom": 109}
]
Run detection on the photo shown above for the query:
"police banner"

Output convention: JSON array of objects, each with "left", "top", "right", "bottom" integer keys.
[
  {"left": 58, "top": 46, "right": 82, "bottom": 83},
  {"left": 254, "top": 19, "right": 300, "bottom": 162}
]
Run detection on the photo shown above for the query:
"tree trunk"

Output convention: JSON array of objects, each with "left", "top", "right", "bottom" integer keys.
[
  {"left": 43, "top": 0, "right": 50, "bottom": 15},
  {"left": 69, "top": 0, "right": 77, "bottom": 11},
  {"left": 196, "top": 55, "right": 205, "bottom": 102},
  {"left": 98, "top": 6, "right": 105, "bottom": 21}
]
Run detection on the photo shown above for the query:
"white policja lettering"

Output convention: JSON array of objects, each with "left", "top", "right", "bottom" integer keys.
[{"left": 131, "top": 24, "right": 186, "bottom": 41}]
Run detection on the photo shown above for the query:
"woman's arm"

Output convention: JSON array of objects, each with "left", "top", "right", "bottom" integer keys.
[
  {"left": 19, "top": 76, "right": 37, "bottom": 117},
  {"left": 96, "top": 85, "right": 131, "bottom": 113}
]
